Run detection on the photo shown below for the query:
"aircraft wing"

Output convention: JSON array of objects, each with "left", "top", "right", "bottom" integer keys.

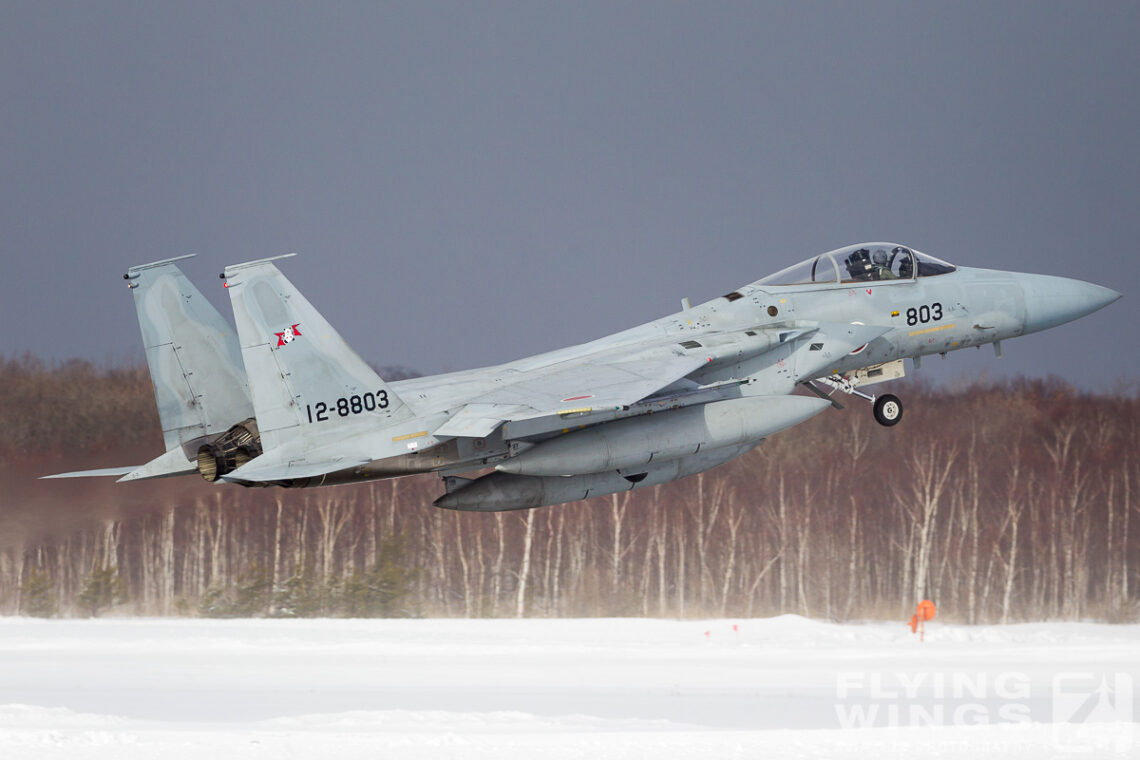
[
  {"left": 430, "top": 352, "right": 709, "bottom": 440},
  {"left": 470, "top": 350, "right": 713, "bottom": 415},
  {"left": 434, "top": 322, "right": 891, "bottom": 440},
  {"left": 432, "top": 403, "right": 529, "bottom": 438}
]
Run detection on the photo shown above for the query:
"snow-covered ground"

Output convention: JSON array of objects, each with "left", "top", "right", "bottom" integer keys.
[{"left": 0, "top": 615, "right": 1136, "bottom": 758}]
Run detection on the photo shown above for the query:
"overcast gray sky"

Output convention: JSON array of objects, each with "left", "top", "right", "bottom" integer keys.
[{"left": 2, "top": 2, "right": 1137, "bottom": 390}]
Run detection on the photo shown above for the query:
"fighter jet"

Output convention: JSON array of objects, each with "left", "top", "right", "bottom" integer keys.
[{"left": 45, "top": 244, "right": 1120, "bottom": 511}]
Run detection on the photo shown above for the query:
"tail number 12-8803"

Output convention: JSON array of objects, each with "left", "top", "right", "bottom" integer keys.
[{"left": 306, "top": 390, "right": 390, "bottom": 423}]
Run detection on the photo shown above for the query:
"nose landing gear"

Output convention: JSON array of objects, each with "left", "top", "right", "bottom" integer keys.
[{"left": 805, "top": 376, "right": 905, "bottom": 427}]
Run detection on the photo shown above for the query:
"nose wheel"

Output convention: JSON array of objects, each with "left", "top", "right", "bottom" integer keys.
[
  {"left": 873, "top": 394, "right": 903, "bottom": 426},
  {"left": 805, "top": 378, "right": 905, "bottom": 427}
]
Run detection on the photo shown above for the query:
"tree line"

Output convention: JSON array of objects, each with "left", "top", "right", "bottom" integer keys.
[{"left": 1, "top": 355, "right": 1138, "bottom": 621}]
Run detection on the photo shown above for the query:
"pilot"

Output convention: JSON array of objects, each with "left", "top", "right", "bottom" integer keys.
[
  {"left": 845, "top": 248, "right": 873, "bottom": 281},
  {"left": 892, "top": 246, "right": 913, "bottom": 278},
  {"left": 872, "top": 249, "right": 896, "bottom": 280}
]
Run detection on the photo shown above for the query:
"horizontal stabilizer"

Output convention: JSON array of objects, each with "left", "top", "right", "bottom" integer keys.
[
  {"left": 117, "top": 447, "right": 198, "bottom": 482},
  {"left": 221, "top": 455, "right": 371, "bottom": 483},
  {"left": 41, "top": 466, "right": 139, "bottom": 480}
]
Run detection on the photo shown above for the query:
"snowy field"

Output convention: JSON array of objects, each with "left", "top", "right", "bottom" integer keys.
[{"left": 0, "top": 616, "right": 1136, "bottom": 759}]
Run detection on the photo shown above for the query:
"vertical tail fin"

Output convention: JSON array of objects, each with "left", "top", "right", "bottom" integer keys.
[
  {"left": 127, "top": 255, "right": 254, "bottom": 453},
  {"left": 222, "top": 255, "right": 412, "bottom": 452}
]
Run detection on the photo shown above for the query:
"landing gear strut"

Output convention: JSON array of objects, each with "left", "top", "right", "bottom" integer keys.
[{"left": 806, "top": 377, "right": 905, "bottom": 428}]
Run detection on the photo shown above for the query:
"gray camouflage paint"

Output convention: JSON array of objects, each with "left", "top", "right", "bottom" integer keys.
[{"left": 46, "top": 244, "right": 1121, "bottom": 510}]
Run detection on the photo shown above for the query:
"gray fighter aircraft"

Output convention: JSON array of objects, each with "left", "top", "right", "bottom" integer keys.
[{"left": 45, "top": 244, "right": 1120, "bottom": 511}]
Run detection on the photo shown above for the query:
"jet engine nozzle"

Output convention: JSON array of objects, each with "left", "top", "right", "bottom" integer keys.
[{"left": 196, "top": 418, "right": 262, "bottom": 482}]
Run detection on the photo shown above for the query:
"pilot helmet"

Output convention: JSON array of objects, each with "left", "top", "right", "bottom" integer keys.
[
  {"left": 896, "top": 251, "right": 914, "bottom": 278},
  {"left": 845, "top": 249, "right": 871, "bottom": 277}
]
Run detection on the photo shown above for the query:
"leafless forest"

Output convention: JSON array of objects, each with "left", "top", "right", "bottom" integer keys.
[{"left": 1, "top": 355, "right": 1137, "bottom": 622}]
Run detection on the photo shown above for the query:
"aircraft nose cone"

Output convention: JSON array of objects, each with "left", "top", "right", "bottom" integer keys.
[{"left": 1021, "top": 274, "right": 1122, "bottom": 334}]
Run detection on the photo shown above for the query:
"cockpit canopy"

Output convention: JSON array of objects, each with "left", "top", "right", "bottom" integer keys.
[{"left": 757, "top": 243, "right": 956, "bottom": 286}]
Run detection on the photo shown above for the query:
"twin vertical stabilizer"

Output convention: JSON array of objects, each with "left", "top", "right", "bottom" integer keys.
[{"left": 43, "top": 254, "right": 408, "bottom": 483}]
